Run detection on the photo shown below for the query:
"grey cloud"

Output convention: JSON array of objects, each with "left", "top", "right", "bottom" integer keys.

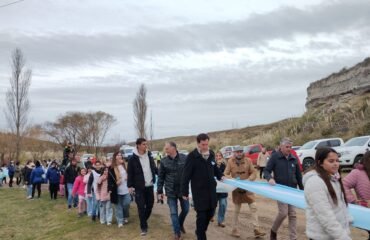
[{"left": 0, "top": 0, "right": 369, "bottom": 68}]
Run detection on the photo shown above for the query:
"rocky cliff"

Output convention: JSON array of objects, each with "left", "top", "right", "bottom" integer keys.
[{"left": 306, "top": 57, "right": 370, "bottom": 109}]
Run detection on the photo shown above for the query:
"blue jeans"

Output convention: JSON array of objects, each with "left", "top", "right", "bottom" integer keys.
[
  {"left": 167, "top": 197, "right": 189, "bottom": 235},
  {"left": 26, "top": 184, "right": 33, "bottom": 197},
  {"left": 86, "top": 195, "right": 93, "bottom": 216},
  {"left": 100, "top": 200, "right": 113, "bottom": 224},
  {"left": 217, "top": 196, "right": 227, "bottom": 224},
  {"left": 115, "top": 194, "right": 131, "bottom": 224},
  {"left": 67, "top": 183, "right": 78, "bottom": 207}
]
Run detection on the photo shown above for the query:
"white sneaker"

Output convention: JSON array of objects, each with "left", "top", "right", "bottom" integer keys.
[
  {"left": 124, "top": 218, "right": 129, "bottom": 224},
  {"left": 26, "top": 196, "right": 32, "bottom": 199},
  {"left": 118, "top": 224, "right": 123, "bottom": 228},
  {"left": 107, "top": 222, "right": 112, "bottom": 226}
]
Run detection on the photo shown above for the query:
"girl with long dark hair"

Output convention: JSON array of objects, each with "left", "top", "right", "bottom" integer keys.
[{"left": 303, "top": 147, "right": 351, "bottom": 240}]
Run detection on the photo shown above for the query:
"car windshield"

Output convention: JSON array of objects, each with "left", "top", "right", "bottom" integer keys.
[
  {"left": 344, "top": 137, "right": 370, "bottom": 147},
  {"left": 243, "top": 146, "right": 251, "bottom": 152},
  {"left": 124, "top": 149, "right": 133, "bottom": 153},
  {"left": 300, "top": 141, "right": 317, "bottom": 150}
]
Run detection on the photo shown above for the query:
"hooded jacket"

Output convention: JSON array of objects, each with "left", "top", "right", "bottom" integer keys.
[
  {"left": 127, "top": 148, "right": 157, "bottom": 191},
  {"left": 46, "top": 167, "right": 60, "bottom": 184},
  {"left": 303, "top": 170, "right": 352, "bottom": 240}
]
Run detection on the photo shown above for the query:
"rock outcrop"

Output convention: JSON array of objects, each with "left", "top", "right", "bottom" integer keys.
[{"left": 306, "top": 57, "right": 370, "bottom": 109}]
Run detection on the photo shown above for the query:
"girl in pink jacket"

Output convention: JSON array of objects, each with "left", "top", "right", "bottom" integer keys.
[
  {"left": 97, "top": 167, "right": 113, "bottom": 225},
  {"left": 72, "top": 168, "right": 87, "bottom": 217}
]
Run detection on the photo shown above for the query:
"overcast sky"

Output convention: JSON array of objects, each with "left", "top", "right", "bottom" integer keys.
[{"left": 0, "top": 0, "right": 370, "bottom": 143}]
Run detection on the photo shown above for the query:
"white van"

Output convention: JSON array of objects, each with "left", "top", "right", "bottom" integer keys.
[
  {"left": 297, "top": 138, "right": 344, "bottom": 171},
  {"left": 119, "top": 145, "right": 135, "bottom": 160}
]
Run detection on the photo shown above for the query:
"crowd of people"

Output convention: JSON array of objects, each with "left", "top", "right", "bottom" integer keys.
[{"left": 1, "top": 134, "right": 370, "bottom": 240}]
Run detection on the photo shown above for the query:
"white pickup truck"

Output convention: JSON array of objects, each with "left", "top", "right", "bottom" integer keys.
[{"left": 335, "top": 136, "right": 370, "bottom": 167}]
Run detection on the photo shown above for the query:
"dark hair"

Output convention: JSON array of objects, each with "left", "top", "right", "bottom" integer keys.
[
  {"left": 362, "top": 151, "right": 370, "bottom": 180},
  {"left": 79, "top": 168, "right": 86, "bottom": 175},
  {"left": 35, "top": 160, "right": 41, "bottom": 167},
  {"left": 167, "top": 141, "right": 177, "bottom": 149},
  {"left": 112, "top": 151, "right": 127, "bottom": 171},
  {"left": 196, "top": 133, "right": 209, "bottom": 143},
  {"left": 314, "top": 147, "right": 347, "bottom": 206},
  {"left": 95, "top": 160, "right": 101, "bottom": 165},
  {"left": 136, "top": 138, "right": 147, "bottom": 145},
  {"left": 100, "top": 167, "right": 108, "bottom": 176}
]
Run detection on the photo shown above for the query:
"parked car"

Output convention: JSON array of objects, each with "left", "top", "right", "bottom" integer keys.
[
  {"left": 119, "top": 145, "right": 135, "bottom": 160},
  {"left": 292, "top": 146, "right": 301, "bottom": 150},
  {"left": 179, "top": 150, "right": 189, "bottom": 155},
  {"left": 243, "top": 144, "right": 267, "bottom": 165},
  {"left": 297, "top": 138, "right": 344, "bottom": 171},
  {"left": 335, "top": 135, "right": 370, "bottom": 167},
  {"left": 220, "top": 146, "right": 236, "bottom": 159}
]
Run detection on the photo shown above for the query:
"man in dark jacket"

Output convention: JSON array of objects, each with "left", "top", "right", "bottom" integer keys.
[
  {"left": 62, "top": 142, "right": 74, "bottom": 167},
  {"left": 181, "top": 133, "right": 224, "bottom": 240},
  {"left": 157, "top": 142, "right": 189, "bottom": 240},
  {"left": 64, "top": 158, "right": 80, "bottom": 209},
  {"left": 263, "top": 137, "right": 303, "bottom": 240},
  {"left": 127, "top": 138, "right": 157, "bottom": 236}
]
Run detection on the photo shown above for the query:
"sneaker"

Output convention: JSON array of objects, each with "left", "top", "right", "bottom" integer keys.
[
  {"left": 254, "top": 228, "right": 266, "bottom": 238},
  {"left": 118, "top": 224, "right": 123, "bottom": 228},
  {"left": 124, "top": 218, "right": 129, "bottom": 224},
  {"left": 107, "top": 222, "right": 112, "bottom": 226},
  {"left": 68, "top": 205, "right": 72, "bottom": 210},
  {"left": 26, "top": 196, "right": 32, "bottom": 200},
  {"left": 231, "top": 228, "right": 241, "bottom": 238},
  {"left": 100, "top": 222, "right": 106, "bottom": 225},
  {"left": 91, "top": 215, "right": 96, "bottom": 222},
  {"left": 141, "top": 229, "right": 147, "bottom": 236},
  {"left": 218, "top": 222, "right": 226, "bottom": 228},
  {"left": 180, "top": 226, "right": 186, "bottom": 234}
]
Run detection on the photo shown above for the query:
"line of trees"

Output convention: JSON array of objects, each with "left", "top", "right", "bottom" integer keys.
[
  {"left": 1, "top": 49, "right": 154, "bottom": 164},
  {"left": 44, "top": 111, "right": 116, "bottom": 156}
]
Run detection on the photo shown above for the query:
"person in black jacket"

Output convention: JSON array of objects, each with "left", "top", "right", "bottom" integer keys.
[
  {"left": 64, "top": 158, "right": 80, "bottom": 209},
  {"left": 181, "top": 133, "right": 224, "bottom": 240},
  {"left": 127, "top": 138, "right": 157, "bottom": 236},
  {"left": 263, "top": 137, "right": 303, "bottom": 240},
  {"left": 157, "top": 142, "right": 189, "bottom": 240}
]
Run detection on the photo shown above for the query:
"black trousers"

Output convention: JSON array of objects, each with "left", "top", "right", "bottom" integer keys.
[
  {"left": 49, "top": 183, "right": 59, "bottom": 199},
  {"left": 259, "top": 167, "right": 265, "bottom": 179},
  {"left": 32, "top": 183, "right": 41, "bottom": 198},
  {"left": 195, "top": 208, "right": 215, "bottom": 240},
  {"left": 135, "top": 186, "right": 154, "bottom": 231},
  {"left": 9, "top": 175, "right": 14, "bottom": 187},
  {"left": 16, "top": 176, "right": 22, "bottom": 186}
]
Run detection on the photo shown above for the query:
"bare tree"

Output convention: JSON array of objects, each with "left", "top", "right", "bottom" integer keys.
[
  {"left": 133, "top": 84, "right": 148, "bottom": 138},
  {"left": 4, "top": 48, "right": 32, "bottom": 162},
  {"left": 83, "top": 111, "right": 116, "bottom": 156},
  {"left": 44, "top": 112, "right": 87, "bottom": 153},
  {"left": 44, "top": 111, "right": 116, "bottom": 156}
]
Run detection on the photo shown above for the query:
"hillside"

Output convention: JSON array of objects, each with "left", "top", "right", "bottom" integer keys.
[{"left": 150, "top": 57, "right": 370, "bottom": 151}]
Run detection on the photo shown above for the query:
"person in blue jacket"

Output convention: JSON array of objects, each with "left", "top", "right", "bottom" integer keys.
[
  {"left": 8, "top": 161, "right": 15, "bottom": 187},
  {"left": 46, "top": 161, "right": 60, "bottom": 200},
  {"left": 30, "top": 160, "right": 45, "bottom": 199}
]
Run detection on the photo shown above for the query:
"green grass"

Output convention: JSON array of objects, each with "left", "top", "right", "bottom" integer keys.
[{"left": 0, "top": 187, "right": 172, "bottom": 240}]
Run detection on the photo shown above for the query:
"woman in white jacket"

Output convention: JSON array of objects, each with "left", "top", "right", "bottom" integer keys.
[{"left": 303, "top": 147, "right": 351, "bottom": 240}]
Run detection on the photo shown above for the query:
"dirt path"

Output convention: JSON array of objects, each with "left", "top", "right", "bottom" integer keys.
[{"left": 152, "top": 194, "right": 368, "bottom": 240}]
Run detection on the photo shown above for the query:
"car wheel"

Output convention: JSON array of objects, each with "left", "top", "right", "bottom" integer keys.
[
  {"left": 302, "top": 158, "right": 315, "bottom": 172},
  {"left": 353, "top": 155, "right": 363, "bottom": 167}
]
